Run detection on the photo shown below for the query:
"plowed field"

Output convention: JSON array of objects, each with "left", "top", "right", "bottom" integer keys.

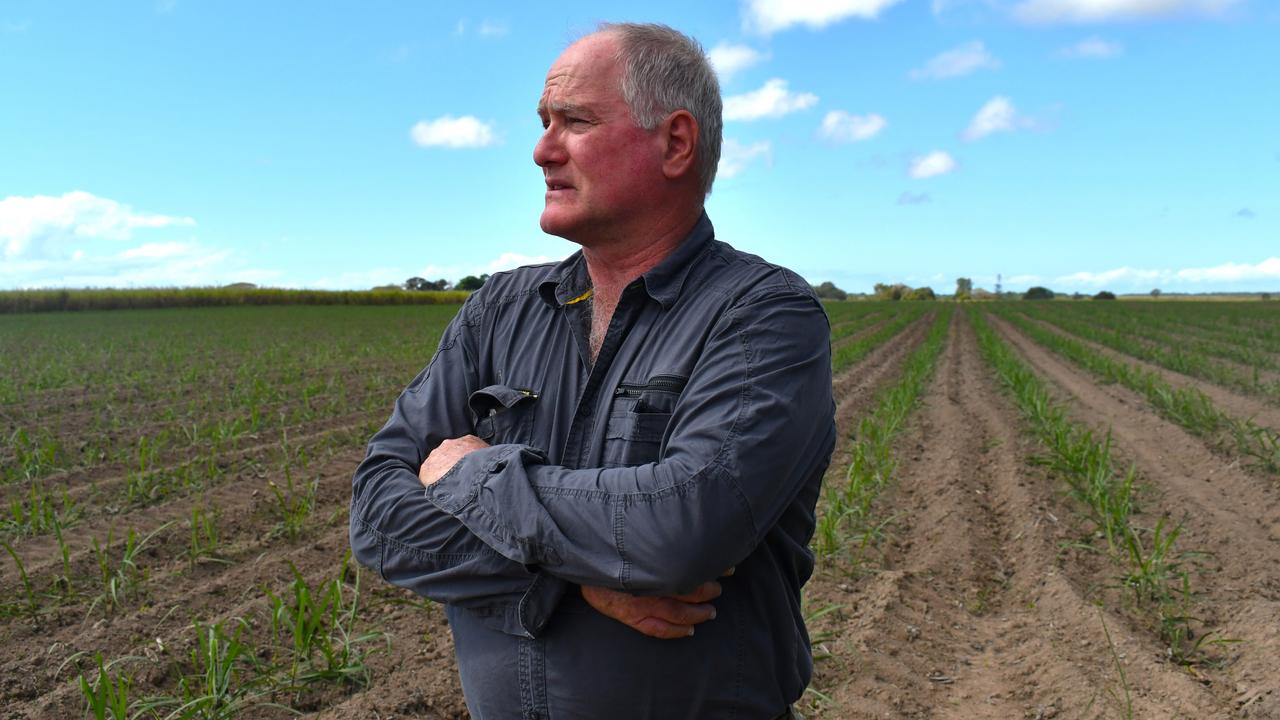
[{"left": 3, "top": 301, "right": 1279, "bottom": 719}]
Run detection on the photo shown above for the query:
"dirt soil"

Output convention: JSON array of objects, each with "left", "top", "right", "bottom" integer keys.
[
  {"left": 802, "top": 310, "right": 1280, "bottom": 719},
  {"left": 6, "top": 310, "right": 1280, "bottom": 719}
]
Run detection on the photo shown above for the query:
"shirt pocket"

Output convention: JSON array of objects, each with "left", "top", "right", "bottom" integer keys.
[
  {"left": 469, "top": 384, "right": 539, "bottom": 445},
  {"left": 603, "top": 374, "right": 687, "bottom": 468}
]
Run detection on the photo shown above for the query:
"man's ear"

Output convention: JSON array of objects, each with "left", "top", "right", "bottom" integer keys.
[{"left": 659, "top": 110, "right": 698, "bottom": 181}]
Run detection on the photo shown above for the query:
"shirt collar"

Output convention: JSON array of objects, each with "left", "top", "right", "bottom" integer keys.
[{"left": 537, "top": 211, "right": 715, "bottom": 310}]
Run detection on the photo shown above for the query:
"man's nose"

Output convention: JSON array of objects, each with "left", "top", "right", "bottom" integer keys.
[{"left": 533, "top": 127, "right": 565, "bottom": 167}]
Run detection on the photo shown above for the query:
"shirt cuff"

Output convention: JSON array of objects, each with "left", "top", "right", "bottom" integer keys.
[{"left": 425, "top": 443, "right": 562, "bottom": 567}]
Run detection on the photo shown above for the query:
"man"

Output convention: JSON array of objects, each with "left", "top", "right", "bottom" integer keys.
[{"left": 350, "top": 22, "right": 835, "bottom": 719}]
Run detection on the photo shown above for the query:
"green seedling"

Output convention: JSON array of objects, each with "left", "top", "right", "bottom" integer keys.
[
  {"left": 2, "top": 539, "right": 39, "bottom": 622},
  {"left": 77, "top": 652, "right": 133, "bottom": 720},
  {"left": 267, "top": 461, "right": 318, "bottom": 541},
  {"left": 88, "top": 522, "right": 172, "bottom": 616},
  {"left": 187, "top": 505, "right": 229, "bottom": 568},
  {"left": 265, "top": 555, "right": 384, "bottom": 691},
  {"left": 3, "top": 479, "right": 81, "bottom": 538}
]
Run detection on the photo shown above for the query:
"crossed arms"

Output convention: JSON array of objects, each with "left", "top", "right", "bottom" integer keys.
[{"left": 348, "top": 285, "right": 834, "bottom": 638}]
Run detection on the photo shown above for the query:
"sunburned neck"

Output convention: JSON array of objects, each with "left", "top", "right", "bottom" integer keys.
[{"left": 581, "top": 211, "right": 700, "bottom": 296}]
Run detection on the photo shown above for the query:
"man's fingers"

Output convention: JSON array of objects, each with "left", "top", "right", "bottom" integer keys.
[
  {"left": 633, "top": 617, "right": 697, "bottom": 640},
  {"left": 580, "top": 584, "right": 718, "bottom": 640},
  {"left": 670, "top": 580, "right": 721, "bottom": 604},
  {"left": 648, "top": 597, "right": 716, "bottom": 626}
]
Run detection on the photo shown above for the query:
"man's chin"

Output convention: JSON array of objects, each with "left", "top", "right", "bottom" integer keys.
[{"left": 539, "top": 213, "right": 579, "bottom": 242}]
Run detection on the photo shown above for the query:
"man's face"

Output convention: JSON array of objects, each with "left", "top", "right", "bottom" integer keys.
[{"left": 534, "top": 33, "right": 663, "bottom": 246}]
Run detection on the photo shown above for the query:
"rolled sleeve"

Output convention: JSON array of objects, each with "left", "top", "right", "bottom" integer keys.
[
  {"left": 425, "top": 289, "right": 835, "bottom": 595},
  {"left": 348, "top": 302, "right": 565, "bottom": 636}
]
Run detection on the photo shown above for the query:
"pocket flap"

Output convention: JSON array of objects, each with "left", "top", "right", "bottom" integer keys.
[{"left": 469, "top": 385, "right": 538, "bottom": 420}]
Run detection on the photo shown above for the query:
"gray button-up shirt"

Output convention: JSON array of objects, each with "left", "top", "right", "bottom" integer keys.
[{"left": 350, "top": 213, "right": 836, "bottom": 719}]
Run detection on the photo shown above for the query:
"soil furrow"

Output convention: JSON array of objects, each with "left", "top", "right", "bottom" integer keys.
[
  {"left": 826, "top": 312, "right": 936, "bottom": 481},
  {"left": 807, "top": 310, "right": 1221, "bottom": 718},
  {"left": 991, "top": 313, "right": 1280, "bottom": 716}
]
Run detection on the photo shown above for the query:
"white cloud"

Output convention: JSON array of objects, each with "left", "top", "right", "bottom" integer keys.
[
  {"left": 819, "top": 111, "right": 887, "bottom": 142},
  {"left": 119, "top": 241, "right": 195, "bottom": 259},
  {"left": 482, "top": 252, "right": 556, "bottom": 273},
  {"left": 962, "top": 96, "right": 1032, "bottom": 141},
  {"left": 1058, "top": 36, "right": 1124, "bottom": 58},
  {"left": 311, "top": 267, "right": 417, "bottom": 290},
  {"left": 909, "top": 151, "right": 957, "bottom": 179},
  {"left": 0, "top": 191, "right": 290, "bottom": 289},
  {"left": 708, "top": 42, "right": 767, "bottom": 82},
  {"left": 306, "top": 252, "right": 562, "bottom": 291},
  {"left": 1005, "top": 274, "right": 1045, "bottom": 287},
  {"left": 0, "top": 241, "right": 265, "bottom": 289},
  {"left": 897, "top": 191, "right": 931, "bottom": 205},
  {"left": 909, "top": 41, "right": 1000, "bottom": 80},
  {"left": 477, "top": 19, "right": 509, "bottom": 37},
  {"left": 718, "top": 139, "right": 773, "bottom": 179},
  {"left": 724, "top": 79, "right": 818, "bottom": 121},
  {"left": 1013, "top": 0, "right": 1239, "bottom": 24},
  {"left": 744, "top": 0, "right": 907, "bottom": 34},
  {"left": 1, "top": 191, "right": 195, "bottom": 259},
  {"left": 410, "top": 115, "right": 497, "bottom": 149},
  {"left": 1054, "top": 258, "right": 1280, "bottom": 288},
  {"left": 1177, "top": 258, "right": 1280, "bottom": 282},
  {"left": 454, "top": 18, "right": 510, "bottom": 38},
  {"left": 931, "top": 0, "right": 1001, "bottom": 18},
  {"left": 1056, "top": 266, "right": 1162, "bottom": 285}
]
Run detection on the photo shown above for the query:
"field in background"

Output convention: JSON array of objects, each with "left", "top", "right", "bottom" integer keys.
[
  {"left": 0, "top": 288, "right": 468, "bottom": 314},
  {"left": 3, "top": 300, "right": 1280, "bottom": 718}
]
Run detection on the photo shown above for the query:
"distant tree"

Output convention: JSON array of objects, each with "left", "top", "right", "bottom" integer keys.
[
  {"left": 1093, "top": 291, "right": 1117, "bottom": 300},
  {"left": 1023, "top": 286, "right": 1055, "bottom": 301},
  {"left": 1150, "top": 288, "right": 1162, "bottom": 298},
  {"left": 404, "top": 277, "right": 429, "bottom": 291},
  {"left": 1071, "top": 292, "right": 1084, "bottom": 301},
  {"left": 954, "top": 277, "right": 973, "bottom": 300},
  {"left": 906, "top": 286, "right": 936, "bottom": 301},
  {"left": 457, "top": 274, "right": 489, "bottom": 291},
  {"left": 1263, "top": 293, "right": 1273, "bottom": 301},
  {"left": 223, "top": 282, "right": 257, "bottom": 290},
  {"left": 873, "top": 283, "right": 909, "bottom": 301},
  {"left": 370, "top": 284, "right": 402, "bottom": 292},
  {"left": 812, "top": 281, "right": 847, "bottom": 301}
]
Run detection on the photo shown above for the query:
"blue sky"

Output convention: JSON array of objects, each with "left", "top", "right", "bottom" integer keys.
[{"left": 1, "top": 0, "right": 1276, "bottom": 294}]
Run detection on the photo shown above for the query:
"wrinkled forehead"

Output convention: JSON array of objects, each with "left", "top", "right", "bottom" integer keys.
[{"left": 539, "top": 34, "right": 621, "bottom": 102}]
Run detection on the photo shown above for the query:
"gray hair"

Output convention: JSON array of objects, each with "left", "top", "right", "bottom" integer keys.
[{"left": 597, "top": 22, "right": 723, "bottom": 196}]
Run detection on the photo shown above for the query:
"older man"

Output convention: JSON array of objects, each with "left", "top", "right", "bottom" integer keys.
[{"left": 350, "top": 22, "right": 835, "bottom": 719}]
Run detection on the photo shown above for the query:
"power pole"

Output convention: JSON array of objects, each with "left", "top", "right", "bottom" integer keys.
[{"left": 996, "top": 273, "right": 1002, "bottom": 296}]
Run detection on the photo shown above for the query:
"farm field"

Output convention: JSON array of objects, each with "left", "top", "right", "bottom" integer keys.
[{"left": 3, "top": 300, "right": 1280, "bottom": 719}]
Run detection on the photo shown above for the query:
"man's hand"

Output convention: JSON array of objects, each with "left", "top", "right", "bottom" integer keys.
[
  {"left": 580, "top": 581, "right": 722, "bottom": 640},
  {"left": 419, "top": 435, "right": 490, "bottom": 487}
]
